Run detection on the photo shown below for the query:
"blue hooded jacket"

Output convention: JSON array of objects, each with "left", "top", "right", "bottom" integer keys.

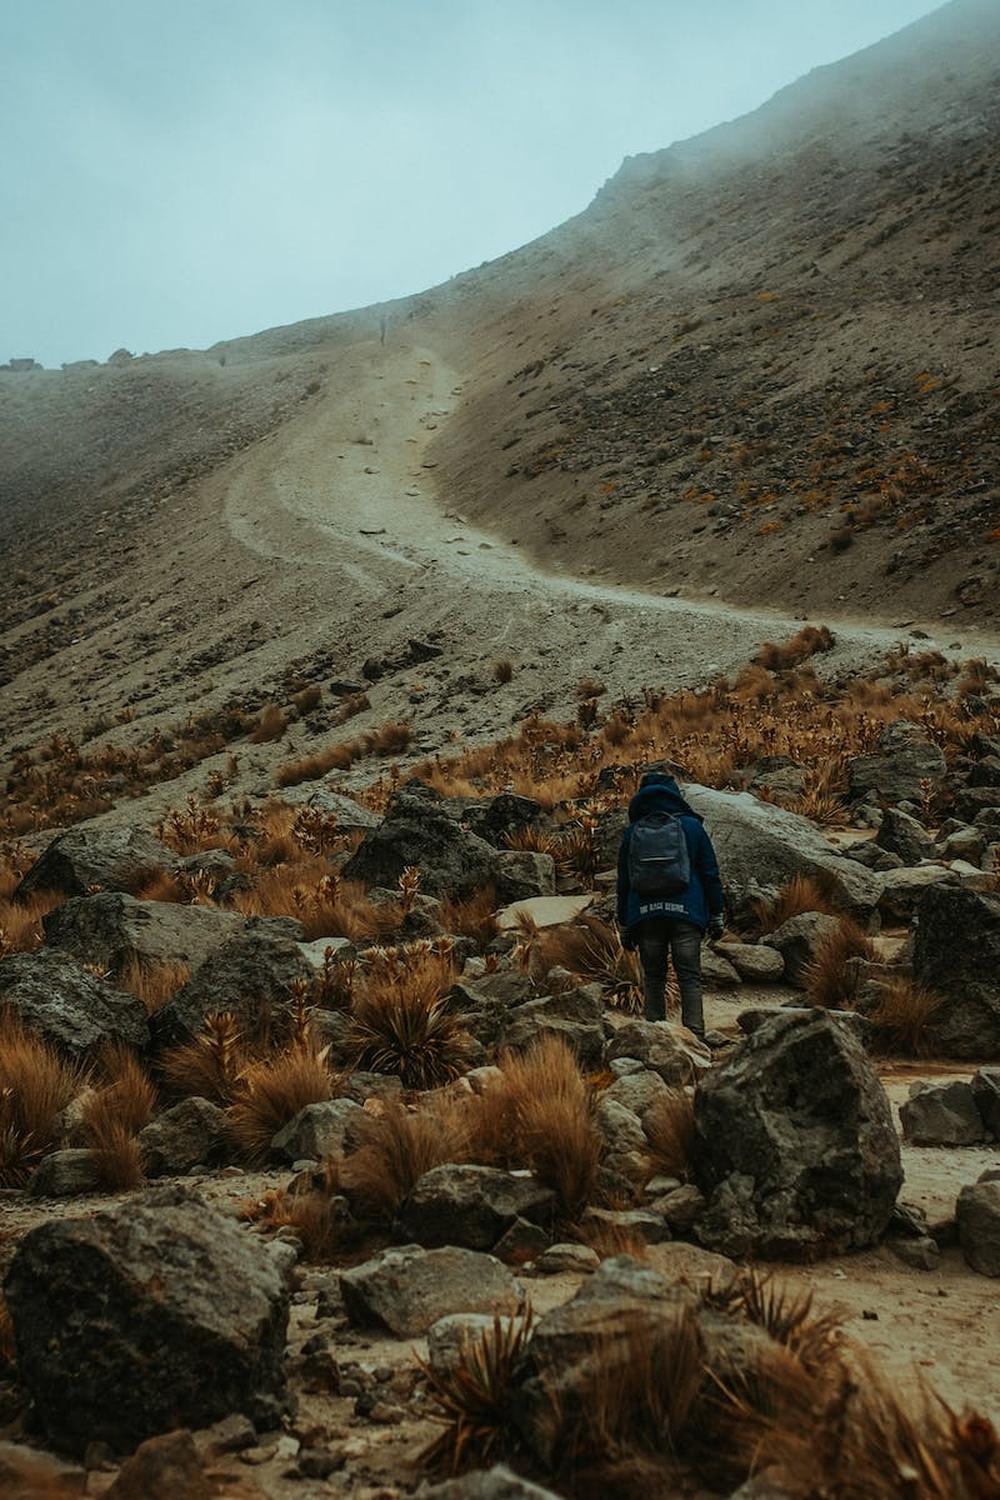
[{"left": 616, "top": 774, "right": 724, "bottom": 934}]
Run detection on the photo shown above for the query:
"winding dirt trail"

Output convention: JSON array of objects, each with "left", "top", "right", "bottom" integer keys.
[{"left": 220, "top": 339, "right": 1000, "bottom": 674}]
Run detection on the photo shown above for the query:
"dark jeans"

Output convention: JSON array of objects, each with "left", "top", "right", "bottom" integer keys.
[{"left": 636, "top": 917, "right": 705, "bottom": 1037}]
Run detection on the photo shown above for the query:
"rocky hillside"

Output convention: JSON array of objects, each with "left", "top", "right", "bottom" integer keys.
[{"left": 3, "top": 0, "right": 997, "bottom": 634}]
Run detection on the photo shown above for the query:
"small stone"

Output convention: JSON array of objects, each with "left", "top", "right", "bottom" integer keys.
[
  {"left": 535, "top": 1243, "right": 600, "bottom": 1275},
  {"left": 889, "top": 1236, "right": 941, "bottom": 1271}
]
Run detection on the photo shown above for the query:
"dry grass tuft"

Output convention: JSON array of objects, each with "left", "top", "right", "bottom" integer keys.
[
  {"left": 642, "top": 1088, "right": 695, "bottom": 1183},
  {"left": 250, "top": 704, "right": 289, "bottom": 744},
  {"left": 754, "top": 625, "right": 835, "bottom": 672},
  {"left": 749, "top": 872, "right": 840, "bottom": 937},
  {"left": 439, "top": 885, "right": 499, "bottom": 946},
  {"left": 494, "top": 659, "right": 514, "bottom": 684},
  {"left": 116, "top": 957, "right": 190, "bottom": 1015},
  {"left": 348, "top": 986, "right": 474, "bottom": 1091},
  {"left": 344, "top": 1097, "right": 470, "bottom": 1221},
  {"left": 537, "top": 915, "right": 643, "bottom": 1009},
  {"left": 469, "top": 1036, "right": 601, "bottom": 1217},
  {"left": 803, "top": 918, "right": 877, "bottom": 1009},
  {"left": 80, "top": 1046, "right": 157, "bottom": 1190},
  {"left": 418, "top": 1309, "right": 535, "bottom": 1475},
  {"left": 159, "top": 1011, "right": 247, "bottom": 1104},
  {"left": 0, "top": 1009, "right": 84, "bottom": 1185},
  {"left": 227, "top": 1044, "right": 337, "bottom": 1163},
  {"left": 866, "top": 977, "right": 945, "bottom": 1056},
  {"left": 0, "top": 891, "right": 61, "bottom": 956}
]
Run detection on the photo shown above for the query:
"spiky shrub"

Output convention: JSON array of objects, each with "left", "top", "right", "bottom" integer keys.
[
  {"left": 0, "top": 1010, "right": 83, "bottom": 1185},
  {"left": 347, "top": 946, "right": 474, "bottom": 1090},
  {"left": 116, "top": 957, "right": 190, "bottom": 1015},
  {"left": 494, "top": 659, "right": 514, "bottom": 684},
  {"left": 538, "top": 915, "right": 643, "bottom": 1010},
  {"left": 642, "top": 1087, "right": 695, "bottom": 1183},
  {"left": 79, "top": 1046, "right": 157, "bottom": 1190},
  {"left": 417, "top": 1310, "right": 535, "bottom": 1475},
  {"left": 469, "top": 1036, "right": 601, "bottom": 1218},
  {"left": 242, "top": 1160, "right": 351, "bottom": 1262},
  {"left": 227, "top": 1044, "right": 337, "bottom": 1163},
  {"left": 866, "top": 977, "right": 944, "bottom": 1056},
  {"left": 159, "top": 1012, "right": 246, "bottom": 1104},
  {"left": 749, "top": 872, "right": 839, "bottom": 937},
  {"left": 532, "top": 1302, "right": 704, "bottom": 1468},
  {"left": 344, "top": 1098, "right": 470, "bottom": 1221},
  {"left": 802, "top": 918, "right": 877, "bottom": 1009},
  {"left": 439, "top": 885, "right": 498, "bottom": 947}
]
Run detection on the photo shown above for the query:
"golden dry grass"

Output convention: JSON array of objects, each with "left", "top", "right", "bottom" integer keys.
[
  {"left": 866, "top": 977, "right": 945, "bottom": 1056},
  {"left": 749, "top": 872, "right": 840, "bottom": 937},
  {"left": 0, "top": 891, "right": 61, "bottom": 956},
  {"left": 159, "top": 1011, "right": 246, "bottom": 1104},
  {"left": 116, "top": 957, "right": 190, "bottom": 1015},
  {"left": 344, "top": 1097, "right": 470, "bottom": 1221},
  {"left": 803, "top": 918, "right": 877, "bottom": 1008},
  {"left": 347, "top": 984, "right": 474, "bottom": 1090},
  {"left": 250, "top": 704, "right": 289, "bottom": 744},
  {"left": 0, "top": 1009, "right": 84, "bottom": 1185},
  {"left": 753, "top": 625, "right": 835, "bottom": 671},
  {"left": 418, "top": 1309, "right": 535, "bottom": 1476},
  {"left": 468, "top": 1036, "right": 601, "bottom": 1217},
  {"left": 536, "top": 915, "right": 643, "bottom": 1009},
  {"left": 642, "top": 1088, "right": 695, "bottom": 1183},
  {"left": 226, "top": 1044, "right": 337, "bottom": 1163},
  {"left": 79, "top": 1046, "right": 157, "bottom": 1190},
  {"left": 439, "top": 885, "right": 499, "bottom": 946}
]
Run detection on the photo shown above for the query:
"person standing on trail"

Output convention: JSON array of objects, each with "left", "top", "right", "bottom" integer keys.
[{"left": 616, "top": 770, "right": 725, "bottom": 1041}]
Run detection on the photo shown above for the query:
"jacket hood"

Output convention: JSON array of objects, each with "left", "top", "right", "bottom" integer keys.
[{"left": 628, "top": 774, "right": 701, "bottom": 823}]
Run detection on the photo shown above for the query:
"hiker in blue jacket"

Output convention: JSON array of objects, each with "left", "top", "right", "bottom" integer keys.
[{"left": 616, "top": 771, "right": 725, "bottom": 1039}]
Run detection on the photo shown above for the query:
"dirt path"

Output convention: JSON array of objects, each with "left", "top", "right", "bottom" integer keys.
[{"left": 220, "top": 340, "right": 1000, "bottom": 674}]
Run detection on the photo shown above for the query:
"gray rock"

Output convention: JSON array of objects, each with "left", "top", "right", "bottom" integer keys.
[
  {"left": 649, "top": 1183, "right": 706, "bottom": 1234},
  {"left": 936, "top": 826, "right": 984, "bottom": 863},
  {"left": 458, "top": 794, "right": 544, "bottom": 848},
  {"left": 971, "top": 1069, "right": 1000, "bottom": 1138},
  {"left": 502, "top": 984, "right": 606, "bottom": 1066},
  {"left": 270, "top": 1098, "right": 365, "bottom": 1163},
  {"left": 28, "top": 1148, "right": 104, "bottom": 1197},
  {"left": 14, "top": 826, "right": 176, "bottom": 901},
  {"left": 878, "top": 865, "right": 957, "bottom": 924},
  {"left": 397, "top": 1165, "right": 555, "bottom": 1250},
  {"left": 875, "top": 808, "right": 934, "bottom": 865},
  {"left": 763, "top": 911, "right": 842, "bottom": 987},
  {"left": 681, "top": 783, "right": 883, "bottom": 923},
  {"left": 421, "top": 1464, "right": 562, "bottom": 1499},
  {"left": 339, "top": 1244, "right": 523, "bottom": 1336},
  {"left": 3, "top": 1187, "right": 290, "bottom": 1454},
  {"left": 492, "top": 1217, "right": 549, "bottom": 1264},
  {"left": 719, "top": 943, "right": 784, "bottom": 982},
  {"left": 605, "top": 1020, "right": 697, "bottom": 1086},
  {"left": 738, "top": 1006, "right": 874, "bottom": 1050},
  {"left": 957, "top": 1181, "right": 1000, "bottom": 1276},
  {"left": 899, "top": 1080, "right": 986, "bottom": 1146},
  {"left": 572, "top": 1253, "right": 675, "bottom": 1303},
  {"left": 913, "top": 886, "right": 1000, "bottom": 1057},
  {"left": 847, "top": 840, "right": 904, "bottom": 872},
  {"left": 43, "top": 892, "right": 288, "bottom": 976},
  {"left": 595, "top": 1097, "right": 646, "bottom": 1155},
  {"left": 152, "top": 925, "right": 315, "bottom": 1049},
  {"left": 342, "top": 791, "right": 498, "bottom": 897},
  {"left": 604, "top": 1068, "right": 670, "bottom": 1119},
  {"left": 889, "top": 1236, "right": 941, "bottom": 1270},
  {"left": 339, "top": 1070, "right": 405, "bottom": 1104},
  {"left": 138, "top": 1097, "right": 230, "bottom": 1176},
  {"left": 848, "top": 721, "right": 946, "bottom": 806},
  {"left": 425, "top": 1313, "right": 518, "bottom": 1377},
  {"left": 493, "top": 851, "right": 556, "bottom": 904},
  {"left": 701, "top": 947, "right": 741, "bottom": 987},
  {"left": 694, "top": 1009, "right": 902, "bottom": 1258},
  {"left": 534, "top": 1243, "right": 600, "bottom": 1275},
  {"left": 0, "top": 948, "right": 149, "bottom": 1058},
  {"left": 579, "top": 1207, "right": 670, "bottom": 1245}
]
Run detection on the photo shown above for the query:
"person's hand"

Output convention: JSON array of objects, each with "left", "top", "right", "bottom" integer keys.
[
  {"left": 707, "top": 915, "right": 725, "bottom": 940},
  {"left": 620, "top": 927, "right": 637, "bottom": 952}
]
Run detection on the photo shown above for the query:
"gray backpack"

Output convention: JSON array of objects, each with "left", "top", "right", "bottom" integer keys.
[{"left": 628, "top": 812, "right": 691, "bottom": 896}]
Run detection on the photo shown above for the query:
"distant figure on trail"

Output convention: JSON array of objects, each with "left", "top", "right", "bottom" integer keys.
[{"left": 616, "top": 770, "right": 725, "bottom": 1042}]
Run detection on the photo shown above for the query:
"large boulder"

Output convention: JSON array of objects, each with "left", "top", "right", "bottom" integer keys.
[
  {"left": 138, "top": 1097, "right": 230, "bottom": 1176},
  {"left": 957, "top": 1181, "right": 1000, "bottom": 1276},
  {"left": 680, "top": 784, "right": 883, "bottom": 923},
  {"left": 912, "top": 886, "right": 1000, "bottom": 1057},
  {"left": 717, "top": 942, "right": 784, "bottom": 983},
  {"left": 493, "top": 851, "right": 556, "bottom": 904},
  {"left": 693, "top": 1009, "right": 902, "bottom": 1258},
  {"left": 3, "top": 1188, "right": 290, "bottom": 1454},
  {"left": 458, "top": 794, "right": 543, "bottom": 847},
  {"left": 43, "top": 893, "right": 296, "bottom": 976},
  {"left": 342, "top": 789, "right": 498, "bottom": 897},
  {"left": 899, "top": 1080, "right": 986, "bottom": 1146},
  {"left": 339, "top": 1244, "right": 523, "bottom": 1336},
  {"left": 878, "top": 865, "right": 957, "bottom": 924},
  {"left": 848, "top": 721, "right": 946, "bottom": 806},
  {"left": 29, "top": 1148, "right": 105, "bottom": 1198},
  {"left": 14, "top": 827, "right": 176, "bottom": 902},
  {"left": 0, "top": 948, "right": 149, "bottom": 1058},
  {"left": 396, "top": 1165, "right": 555, "bottom": 1250},
  {"left": 150, "top": 926, "right": 314, "bottom": 1049}
]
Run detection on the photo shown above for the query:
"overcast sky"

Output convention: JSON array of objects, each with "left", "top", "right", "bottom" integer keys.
[{"left": 2, "top": 0, "right": 942, "bottom": 367}]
